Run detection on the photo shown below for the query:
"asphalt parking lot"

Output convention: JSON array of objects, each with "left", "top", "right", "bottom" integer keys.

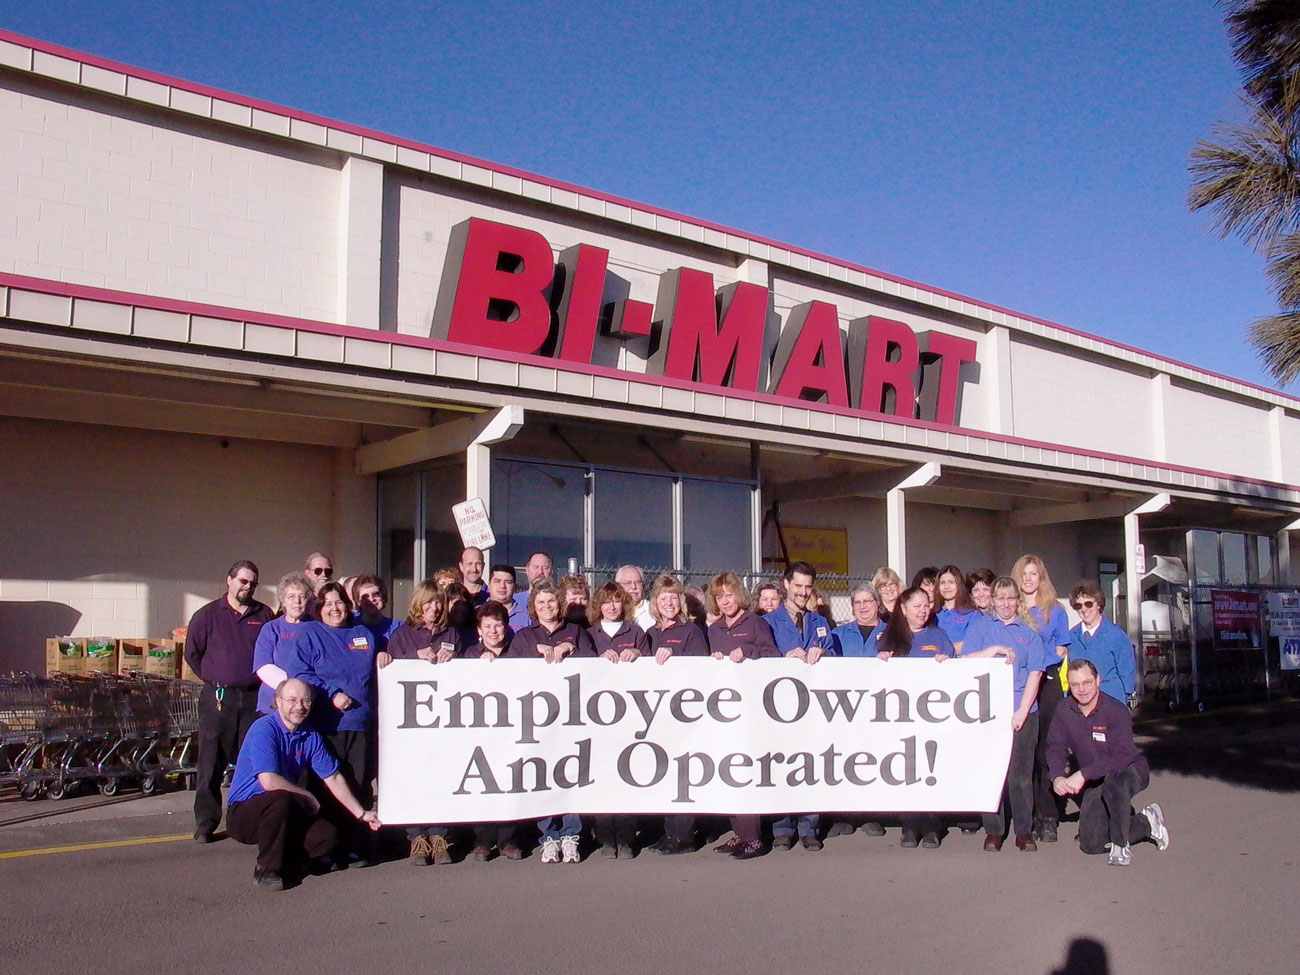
[{"left": 3, "top": 701, "right": 1299, "bottom": 975}]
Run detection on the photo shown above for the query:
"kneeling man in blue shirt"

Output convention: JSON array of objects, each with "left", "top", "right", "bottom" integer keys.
[{"left": 226, "top": 678, "right": 381, "bottom": 890}]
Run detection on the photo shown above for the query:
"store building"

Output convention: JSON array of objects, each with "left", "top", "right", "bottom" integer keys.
[{"left": 1, "top": 30, "right": 1298, "bottom": 700}]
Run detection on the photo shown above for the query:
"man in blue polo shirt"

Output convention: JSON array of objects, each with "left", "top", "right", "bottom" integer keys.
[
  {"left": 764, "top": 560, "right": 834, "bottom": 851},
  {"left": 226, "top": 678, "right": 381, "bottom": 890}
]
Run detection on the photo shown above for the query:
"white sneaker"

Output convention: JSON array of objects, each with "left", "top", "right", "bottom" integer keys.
[
  {"left": 540, "top": 837, "right": 560, "bottom": 864},
  {"left": 560, "top": 834, "right": 580, "bottom": 863},
  {"left": 1107, "top": 843, "right": 1132, "bottom": 866},
  {"left": 1142, "top": 802, "right": 1169, "bottom": 851}
]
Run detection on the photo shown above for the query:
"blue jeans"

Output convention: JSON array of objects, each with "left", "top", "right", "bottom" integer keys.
[
  {"left": 538, "top": 813, "right": 582, "bottom": 840},
  {"left": 772, "top": 813, "right": 821, "bottom": 839}
]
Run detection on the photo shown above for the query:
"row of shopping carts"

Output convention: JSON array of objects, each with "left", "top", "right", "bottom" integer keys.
[{"left": 0, "top": 672, "right": 199, "bottom": 800}]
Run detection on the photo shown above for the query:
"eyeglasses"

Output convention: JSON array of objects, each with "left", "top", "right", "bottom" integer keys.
[
  {"left": 1072, "top": 599, "right": 1097, "bottom": 610},
  {"left": 309, "top": 567, "right": 333, "bottom": 576}
]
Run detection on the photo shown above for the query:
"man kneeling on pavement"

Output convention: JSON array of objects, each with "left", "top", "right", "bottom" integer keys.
[
  {"left": 226, "top": 678, "right": 382, "bottom": 889},
  {"left": 1046, "top": 658, "right": 1169, "bottom": 866}
]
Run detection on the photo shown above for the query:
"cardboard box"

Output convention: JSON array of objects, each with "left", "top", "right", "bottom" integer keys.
[
  {"left": 83, "top": 637, "right": 117, "bottom": 674},
  {"left": 118, "top": 639, "right": 172, "bottom": 674},
  {"left": 46, "top": 636, "right": 86, "bottom": 676},
  {"left": 177, "top": 640, "right": 199, "bottom": 683},
  {"left": 144, "top": 638, "right": 178, "bottom": 678}
]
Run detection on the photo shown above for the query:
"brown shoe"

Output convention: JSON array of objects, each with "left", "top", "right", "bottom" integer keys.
[
  {"left": 983, "top": 833, "right": 1003, "bottom": 852},
  {"left": 501, "top": 844, "right": 525, "bottom": 860},
  {"left": 713, "top": 835, "right": 743, "bottom": 855},
  {"left": 429, "top": 834, "right": 452, "bottom": 865},
  {"left": 469, "top": 844, "right": 492, "bottom": 862},
  {"left": 1015, "top": 833, "right": 1038, "bottom": 852},
  {"left": 408, "top": 835, "right": 432, "bottom": 866}
]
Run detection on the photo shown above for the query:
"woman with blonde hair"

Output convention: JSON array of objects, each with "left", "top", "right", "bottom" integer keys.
[
  {"left": 1011, "top": 554, "right": 1070, "bottom": 844},
  {"left": 871, "top": 567, "right": 903, "bottom": 621}
]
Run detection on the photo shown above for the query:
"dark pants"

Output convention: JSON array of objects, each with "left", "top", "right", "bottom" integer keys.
[
  {"left": 227, "top": 791, "right": 338, "bottom": 874},
  {"left": 195, "top": 684, "right": 259, "bottom": 832},
  {"left": 322, "top": 729, "right": 374, "bottom": 855},
  {"left": 473, "top": 821, "right": 519, "bottom": 850},
  {"left": 594, "top": 815, "right": 636, "bottom": 847},
  {"left": 663, "top": 814, "right": 695, "bottom": 844},
  {"left": 1076, "top": 764, "right": 1151, "bottom": 854},
  {"left": 729, "top": 815, "right": 761, "bottom": 844},
  {"left": 983, "top": 712, "right": 1038, "bottom": 838},
  {"left": 1034, "top": 664, "right": 1065, "bottom": 823}
]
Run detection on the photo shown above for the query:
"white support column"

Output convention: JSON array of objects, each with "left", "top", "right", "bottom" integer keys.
[
  {"left": 984, "top": 326, "right": 1014, "bottom": 435},
  {"left": 1150, "top": 373, "right": 1170, "bottom": 463},
  {"left": 885, "top": 463, "right": 941, "bottom": 577},
  {"left": 1123, "top": 493, "right": 1171, "bottom": 641},
  {"left": 1269, "top": 406, "right": 1286, "bottom": 482},
  {"left": 336, "top": 157, "right": 384, "bottom": 329}
]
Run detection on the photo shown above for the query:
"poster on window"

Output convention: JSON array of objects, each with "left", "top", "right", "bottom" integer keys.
[
  {"left": 1210, "top": 589, "right": 1262, "bottom": 647},
  {"left": 1266, "top": 592, "right": 1300, "bottom": 670}
]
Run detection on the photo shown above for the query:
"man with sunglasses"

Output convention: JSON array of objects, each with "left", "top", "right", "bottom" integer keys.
[
  {"left": 303, "top": 552, "right": 334, "bottom": 620},
  {"left": 1066, "top": 581, "right": 1137, "bottom": 708}
]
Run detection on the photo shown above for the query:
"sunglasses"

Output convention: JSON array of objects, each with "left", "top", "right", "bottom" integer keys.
[
  {"left": 1071, "top": 599, "right": 1097, "bottom": 610},
  {"left": 309, "top": 567, "right": 333, "bottom": 576}
]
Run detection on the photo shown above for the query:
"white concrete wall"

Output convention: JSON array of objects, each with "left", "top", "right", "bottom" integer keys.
[
  {"left": 1164, "top": 380, "right": 1273, "bottom": 481},
  {"left": 1007, "top": 338, "right": 1154, "bottom": 457},
  {"left": 0, "top": 417, "right": 375, "bottom": 673},
  {"left": 0, "top": 80, "right": 341, "bottom": 320}
]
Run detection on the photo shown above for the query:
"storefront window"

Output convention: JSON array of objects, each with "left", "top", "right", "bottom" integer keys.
[
  {"left": 424, "top": 458, "right": 465, "bottom": 576},
  {"left": 1222, "top": 532, "right": 1248, "bottom": 585},
  {"left": 683, "top": 479, "right": 752, "bottom": 573},
  {"left": 1256, "top": 535, "right": 1276, "bottom": 586},
  {"left": 490, "top": 460, "right": 585, "bottom": 569},
  {"left": 379, "top": 474, "right": 418, "bottom": 612},
  {"left": 594, "top": 470, "right": 672, "bottom": 569},
  {"left": 1190, "top": 529, "right": 1219, "bottom": 585}
]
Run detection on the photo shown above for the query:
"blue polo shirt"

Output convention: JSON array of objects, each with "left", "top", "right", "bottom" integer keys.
[
  {"left": 906, "top": 627, "right": 956, "bottom": 658},
  {"left": 354, "top": 612, "right": 402, "bottom": 653},
  {"left": 1068, "top": 617, "right": 1137, "bottom": 704},
  {"left": 252, "top": 617, "right": 307, "bottom": 714},
  {"left": 961, "top": 615, "right": 1049, "bottom": 711},
  {"left": 227, "top": 711, "right": 338, "bottom": 805},
  {"left": 290, "top": 621, "right": 376, "bottom": 733},
  {"left": 830, "top": 619, "right": 886, "bottom": 657},
  {"left": 766, "top": 603, "right": 834, "bottom": 654},
  {"left": 1030, "top": 602, "right": 1071, "bottom": 657},
  {"left": 936, "top": 606, "right": 980, "bottom": 645},
  {"left": 509, "top": 591, "right": 532, "bottom": 630}
]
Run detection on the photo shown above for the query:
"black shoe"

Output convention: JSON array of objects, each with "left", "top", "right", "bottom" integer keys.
[
  {"left": 920, "top": 832, "right": 941, "bottom": 849},
  {"left": 900, "top": 830, "right": 920, "bottom": 849},
  {"left": 860, "top": 821, "right": 886, "bottom": 837},
  {"left": 193, "top": 828, "right": 214, "bottom": 844},
  {"left": 1036, "top": 819, "right": 1059, "bottom": 843},
  {"left": 252, "top": 865, "right": 284, "bottom": 891},
  {"left": 651, "top": 837, "right": 692, "bottom": 856},
  {"left": 825, "top": 821, "right": 855, "bottom": 838},
  {"left": 772, "top": 835, "right": 794, "bottom": 851},
  {"left": 730, "top": 840, "right": 765, "bottom": 860},
  {"left": 599, "top": 844, "right": 618, "bottom": 859},
  {"left": 800, "top": 835, "right": 823, "bottom": 851}
]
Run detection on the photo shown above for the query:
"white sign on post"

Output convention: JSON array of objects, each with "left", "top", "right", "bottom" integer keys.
[
  {"left": 1133, "top": 543, "right": 1146, "bottom": 577},
  {"left": 452, "top": 497, "right": 496, "bottom": 550},
  {"left": 377, "top": 657, "right": 1014, "bottom": 824},
  {"left": 1267, "top": 592, "right": 1300, "bottom": 670}
]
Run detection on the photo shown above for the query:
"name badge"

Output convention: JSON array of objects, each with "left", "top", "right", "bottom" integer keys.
[
  {"left": 440, "top": 642, "right": 456, "bottom": 654},
  {"left": 816, "top": 626, "right": 828, "bottom": 638},
  {"left": 1091, "top": 731, "right": 1107, "bottom": 743},
  {"left": 351, "top": 637, "right": 369, "bottom": 650}
]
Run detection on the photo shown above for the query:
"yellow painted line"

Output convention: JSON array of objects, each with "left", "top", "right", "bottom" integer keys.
[{"left": 0, "top": 832, "right": 192, "bottom": 860}]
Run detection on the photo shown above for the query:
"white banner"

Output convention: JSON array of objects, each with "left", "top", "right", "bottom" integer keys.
[{"left": 377, "top": 657, "right": 1013, "bottom": 823}]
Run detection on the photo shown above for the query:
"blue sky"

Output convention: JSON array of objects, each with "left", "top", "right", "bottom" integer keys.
[{"left": 5, "top": 1, "right": 1288, "bottom": 392}]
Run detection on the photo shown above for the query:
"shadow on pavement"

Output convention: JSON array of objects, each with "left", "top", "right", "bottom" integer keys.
[
  {"left": 1139, "top": 699, "right": 1300, "bottom": 793},
  {"left": 1048, "top": 938, "right": 1110, "bottom": 975}
]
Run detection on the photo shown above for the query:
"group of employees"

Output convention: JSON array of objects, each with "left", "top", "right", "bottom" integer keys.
[{"left": 183, "top": 548, "right": 1166, "bottom": 891}]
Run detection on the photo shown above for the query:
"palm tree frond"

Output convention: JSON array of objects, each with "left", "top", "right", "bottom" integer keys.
[
  {"left": 1248, "top": 309, "right": 1300, "bottom": 385},
  {"left": 1226, "top": 0, "right": 1300, "bottom": 115},
  {"left": 1263, "top": 232, "right": 1300, "bottom": 306},
  {"left": 1187, "top": 111, "right": 1300, "bottom": 247}
]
